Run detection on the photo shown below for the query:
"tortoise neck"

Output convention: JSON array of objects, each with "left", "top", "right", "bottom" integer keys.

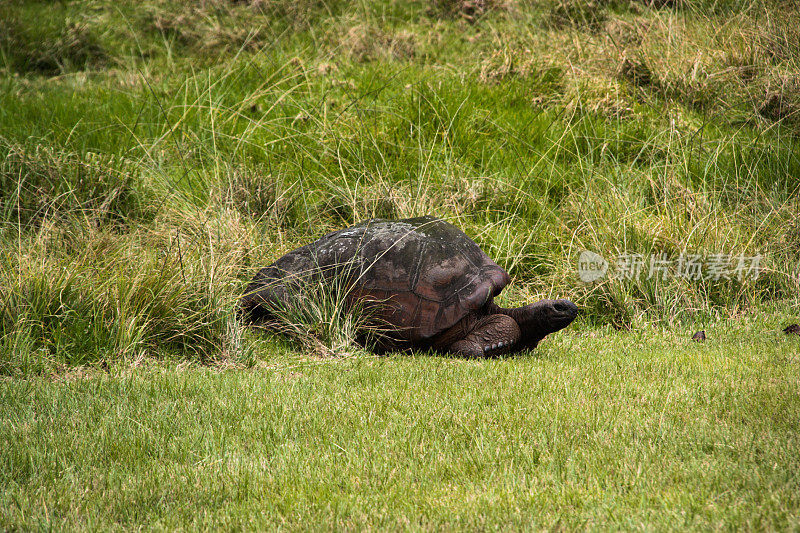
[{"left": 487, "top": 302, "right": 521, "bottom": 321}]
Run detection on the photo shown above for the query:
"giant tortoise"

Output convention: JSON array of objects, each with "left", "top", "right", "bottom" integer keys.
[{"left": 240, "top": 215, "right": 577, "bottom": 357}]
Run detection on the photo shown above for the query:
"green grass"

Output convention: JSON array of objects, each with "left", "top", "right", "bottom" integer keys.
[
  {"left": 2, "top": 326, "right": 799, "bottom": 529},
  {"left": 1, "top": 0, "right": 800, "bottom": 528}
]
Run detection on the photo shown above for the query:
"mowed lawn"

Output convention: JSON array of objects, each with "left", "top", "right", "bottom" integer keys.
[{"left": 3, "top": 324, "right": 799, "bottom": 530}]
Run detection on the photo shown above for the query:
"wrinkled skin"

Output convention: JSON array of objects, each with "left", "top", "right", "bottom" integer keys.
[{"left": 240, "top": 216, "right": 578, "bottom": 357}]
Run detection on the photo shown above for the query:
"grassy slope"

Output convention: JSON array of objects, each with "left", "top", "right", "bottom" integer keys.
[{"left": 1, "top": 0, "right": 800, "bottom": 528}]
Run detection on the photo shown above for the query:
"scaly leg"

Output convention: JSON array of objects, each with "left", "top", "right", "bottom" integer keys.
[
  {"left": 448, "top": 314, "right": 521, "bottom": 358},
  {"left": 489, "top": 299, "right": 578, "bottom": 349}
]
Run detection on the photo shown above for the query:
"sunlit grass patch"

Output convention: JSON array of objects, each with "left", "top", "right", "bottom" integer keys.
[{"left": 1, "top": 325, "right": 799, "bottom": 529}]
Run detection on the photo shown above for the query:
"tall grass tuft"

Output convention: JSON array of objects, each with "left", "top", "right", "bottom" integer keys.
[
  {"left": 0, "top": 214, "right": 251, "bottom": 375},
  {"left": 0, "top": 141, "right": 154, "bottom": 226},
  {"left": 249, "top": 275, "right": 388, "bottom": 358}
]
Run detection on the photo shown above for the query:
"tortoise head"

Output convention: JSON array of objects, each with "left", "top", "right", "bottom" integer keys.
[{"left": 512, "top": 299, "right": 578, "bottom": 348}]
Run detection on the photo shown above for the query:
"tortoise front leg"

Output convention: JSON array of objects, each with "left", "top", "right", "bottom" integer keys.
[{"left": 448, "top": 314, "right": 521, "bottom": 358}]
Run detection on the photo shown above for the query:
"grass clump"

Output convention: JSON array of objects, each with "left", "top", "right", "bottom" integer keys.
[
  {"left": 427, "top": 0, "right": 514, "bottom": 23},
  {"left": 247, "top": 276, "right": 387, "bottom": 358},
  {"left": 143, "top": 3, "right": 273, "bottom": 54},
  {"left": 218, "top": 166, "right": 302, "bottom": 226},
  {"left": 546, "top": 0, "right": 612, "bottom": 30},
  {"left": 336, "top": 24, "right": 417, "bottom": 63},
  {"left": 0, "top": 9, "right": 106, "bottom": 75},
  {"left": 0, "top": 141, "right": 153, "bottom": 226},
  {"left": 0, "top": 215, "right": 251, "bottom": 375}
]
